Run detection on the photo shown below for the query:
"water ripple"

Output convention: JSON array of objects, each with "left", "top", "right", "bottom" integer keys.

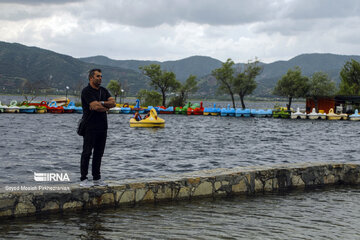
[{"left": 1, "top": 112, "right": 360, "bottom": 185}]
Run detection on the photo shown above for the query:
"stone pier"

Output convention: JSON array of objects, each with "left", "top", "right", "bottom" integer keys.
[{"left": 1, "top": 162, "right": 360, "bottom": 218}]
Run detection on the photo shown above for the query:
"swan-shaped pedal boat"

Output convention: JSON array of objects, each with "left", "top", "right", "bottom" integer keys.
[
  {"left": 326, "top": 108, "right": 347, "bottom": 120},
  {"left": 130, "top": 108, "right": 165, "bottom": 128},
  {"left": 291, "top": 108, "right": 307, "bottom": 119},
  {"left": 307, "top": 108, "right": 326, "bottom": 120},
  {"left": 349, "top": 109, "right": 360, "bottom": 121},
  {"left": 4, "top": 100, "right": 20, "bottom": 113},
  {"left": 204, "top": 103, "right": 221, "bottom": 116}
]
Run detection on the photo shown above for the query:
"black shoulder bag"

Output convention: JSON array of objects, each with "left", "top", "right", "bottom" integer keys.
[{"left": 77, "top": 112, "right": 92, "bottom": 136}]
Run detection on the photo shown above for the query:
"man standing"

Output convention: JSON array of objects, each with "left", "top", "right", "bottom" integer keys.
[{"left": 80, "top": 69, "right": 115, "bottom": 187}]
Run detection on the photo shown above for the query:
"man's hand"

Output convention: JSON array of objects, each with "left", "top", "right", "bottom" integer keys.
[
  {"left": 89, "top": 101, "right": 109, "bottom": 112},
  {"left": 103, "top": 97, "right": 116, "bottom": 108},
  {"left": 89, "top": 97, "right": 116, "bottom": 112}
]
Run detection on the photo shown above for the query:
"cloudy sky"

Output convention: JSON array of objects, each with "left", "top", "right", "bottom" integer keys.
[{"left": 1, "top": 0, "right": 360, "bottom": 63}]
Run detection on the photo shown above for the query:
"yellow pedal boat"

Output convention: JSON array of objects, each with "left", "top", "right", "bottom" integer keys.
[
  {"left": 129, "top": 108, "right": 165, "bottom": 128},
  {"left": 326, "top": 108, "right": 348, "bottom": 120}
]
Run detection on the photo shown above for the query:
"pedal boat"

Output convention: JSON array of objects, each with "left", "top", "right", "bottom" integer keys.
[
  {"left": 175, "top": 102, "right": 191, "bottom": 114},
  {"left": 121, "top": 103, "right": 132, "bottom": 114},
  {"left": 108, "top": 107, "right": 121, "bottom": 114},
  {"left": 63, "top": 101, "right": 76, "bottom": 113},
  {"left": 19, "top": 104, "right": 37, "bottom": 113},
  {"left": 24, "top": 101, "right": 47, "bottom": 113},
  {"left": 235, "top": 108, "right": 251, "bottom": 117},
  {"left": 130, "top": 108, "right": 165, "bottom": 128},
  {"left": 272, "top": 107, "right": 291, "bottom": 119},
  {"left": 327, "top": 108, "right": 347, "bottom": 120},
  {"left": 291, "top": 108, "right": 307, "bottom": 119},
  {"left": 204, "top": 103, "right": 221, "bottom": 116},
  {"left": 187, "top": 102, "right": 204, "bottom": 115},
  {"left": 36, "top": 106, "right": 47, "bottom": 113},
  {"left": 0, "top": 101, "right": 6, "bottom": 113},
  {"left": 133, "top": 99, "right": 145, "bottom": 114},
  {"left": 4, "top": 100, "right": 20, "bottom": 113},
  {"left": 251, "top": 109, "right": 273, "bottom": 118},
  {"left": 221, "top": 104, "right": 235, "bottom": 117},
  {"left": 47, "top": 101, "right": 64, "bottom": 113},
  {"left": 307, "top": 108, "right": 326, "bottom": 120},
  {"left": 50, "top": 97, "right": 69, "bottom": 106},
  {"left": 159, "top": 106, "right": 174, "bottom": 114},
  {"left": 349, "top": 109, "right": 360, "bottom": 121}
]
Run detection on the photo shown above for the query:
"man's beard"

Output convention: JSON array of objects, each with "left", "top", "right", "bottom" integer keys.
[{"left": 94, "top": 80, "right": 101, "bottom": 88}]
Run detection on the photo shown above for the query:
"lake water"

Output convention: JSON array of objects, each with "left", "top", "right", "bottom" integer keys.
[
  {"left": 1, "top": 186, "right": 360, "bottom": 239},
  {"left": 1, "top": 99, "right": 360, "bottom": 239},
  {"left": 0, "top": 101, "right": 357, "bottom": 185}
]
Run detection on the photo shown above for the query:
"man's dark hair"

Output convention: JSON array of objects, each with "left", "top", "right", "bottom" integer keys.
[{"left": 88, "top": 68, "right": 102, "bottom": 80}]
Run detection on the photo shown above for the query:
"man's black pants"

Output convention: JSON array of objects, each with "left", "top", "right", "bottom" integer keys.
[{"left": 80, "top": 130, "right": 107, "bottom": 181}]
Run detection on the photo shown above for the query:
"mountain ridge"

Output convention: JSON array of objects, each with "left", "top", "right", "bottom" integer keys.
[{"left": 2, "top": 41, "right": 360, "bottom": 97}]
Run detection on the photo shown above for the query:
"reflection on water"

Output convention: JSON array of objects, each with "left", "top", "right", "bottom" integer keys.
[{"left": 1, "top": 186, "right": 360, "bottom": 239}]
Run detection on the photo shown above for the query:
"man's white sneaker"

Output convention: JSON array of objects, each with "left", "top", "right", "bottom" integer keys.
[
  {"left": 93, "top": 179, "right": 108, "bottom": 187},
  {"left": 80, "top": 179, "right": 94, "bottom": 187}
]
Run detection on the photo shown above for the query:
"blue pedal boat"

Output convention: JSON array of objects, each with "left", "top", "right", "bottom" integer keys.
[
  {"left": 221, "top": 104, "right": 235, "bottom": 117},
  {"left": 251, "top": 109, "right": 273, "bottom": 117},
  {"left": 235, "top": 108, "right": 251, "bottom": 117},
  {"left": 349, "top": 109, "right": 360, "bottom": 121},
  {"left": 204, "top": 103, "right": 221, "bottom": 116}
]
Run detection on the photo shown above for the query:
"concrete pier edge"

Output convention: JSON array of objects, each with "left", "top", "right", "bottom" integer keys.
[{"left": 1, "top": 162, "right": 360, "bottom": 218}]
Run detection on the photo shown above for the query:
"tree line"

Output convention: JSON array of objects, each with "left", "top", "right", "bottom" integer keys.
[{"left": 105, "top": 58, "right": 360, "bottom": 109}]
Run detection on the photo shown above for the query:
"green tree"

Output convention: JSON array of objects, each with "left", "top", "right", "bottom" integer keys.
[
  {"left": 234, "top": 59, "right": 262, "bottom": 109},
  {"left": 212, "top": 58, "right": 237, "bottom": 108},
  {"left": 106, "top": 80, "right": 121, "bottom": 103},
  {"left": 139, "top": 64, "right": 181, "bottom": 106},
  {"left": 273, "top": 66, "right": 310, "bottom": 110},
  {"left": 338, "top": 59, "right": 360, "bottom": 95},
  {"left": 308, "top": 72, "right": 336, "bottom": 111},
  {"left": 169, "top": 75, "right": 198, "bottom": 107},
  {"left": 137, "top": 89, "right": 162, "bottom": 107}
]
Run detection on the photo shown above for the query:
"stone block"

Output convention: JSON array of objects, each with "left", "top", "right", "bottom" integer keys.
[
  {"left": 232, "top": 180, "right": 247, "bottom": 193},
  {"left": 264, "top": 179, "right": 273, "bottom": 191},
  {"left": 82, "top": 192, "right": 89, "bottom": 202},
  {"left": 15, "top": 202, "right": 36, "bottom": 215},
  {"left": 156, "top": 186, "right": 172, "bottom": 200},
  {"left": 0, "top": 198, "right": 16, "bottom": 210},
  {"left": 193, "top": 181, "right": 213, "bottom": 197},
  {"left": 115, "top": 190, "right": 124, "bottom": 202},
  {"left": 291, "top": 175, "right": 305, "bottom": 187},
  {"left": 119, "top": 190, "right": 135, "bottom": 204},
  {"left": 254, "top": 179, "right": 263, "bottom": 192},
  {"left": 188, "top": 177, "right": 201, "bottom": 185},
  {"left": 42, "top": 201, "right": 59, "bottom": 211},
  {"left": 0, "top": 209, "right": 12, "bottom": 217},
  {"left": 324, "top": 174, "right": 335, "bottom": 184},
  {"left": 101, "top": 193, "right": 115, "bottom": 205},
  {"left": 63, "top": 201, "right": 83, "bottom": 210},
  {"left": 41, "top": 201, "right": 60, "bottom": 211},
  {"left": 135, "top": 189, "right": 147, "bottom": 202},
  {"left": 214, "top": 182, "right": 221, "bottom": 190},
  {"left": 142, "top": 190, "right": 155, "bottom": 202},
  {"left": 177, "top": 187, "right": 190, "bottom": 199}
]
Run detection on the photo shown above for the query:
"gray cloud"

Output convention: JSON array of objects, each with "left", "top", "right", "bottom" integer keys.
[
  {"left": 86, "top": 0, "right": 279, "bottom": 27},
  {"left": 1, "top": 0, "right": 360, "bottom": 63},
  {"left": 284, "top": 0, "right": 360, "bottom": 20},
  {"left": 0, "top": 0, "right": 83, "bottom": 5}
]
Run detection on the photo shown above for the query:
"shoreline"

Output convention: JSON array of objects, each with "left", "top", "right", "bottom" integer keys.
[{"left": 1, "top": 162, "right": 359, "bottom": 219}]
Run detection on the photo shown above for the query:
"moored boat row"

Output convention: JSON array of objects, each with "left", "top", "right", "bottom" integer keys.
[{"left": 1, "top": 98, "right": 360, "bottom": 121}]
